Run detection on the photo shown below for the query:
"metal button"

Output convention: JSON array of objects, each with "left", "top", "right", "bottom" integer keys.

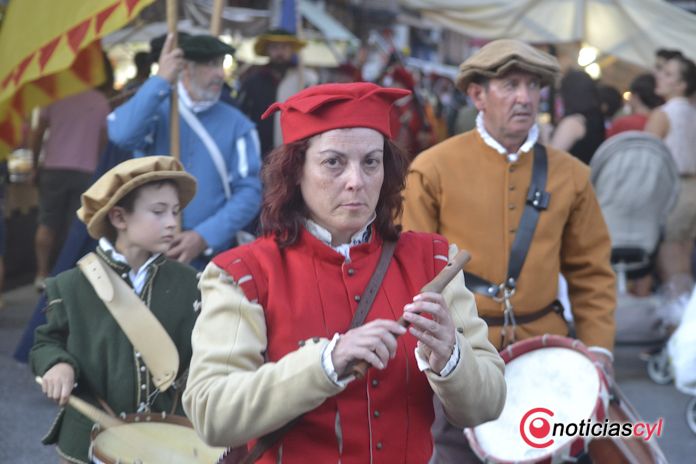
[
  {"left": 140, "top": 366, "right": 146, "bottom": 372},
  {"left": 141, "top": 384, "right": 146, "bottom": 390},
  {"left": 135, "top": 352, "right": 141, "bottom": 358},
  {"left": 373, "top": 410, "right": 380, "bottom": 418},
  {"left": 354, "top": 295, "right": 361, "bottom": 302},
  {"left": 312, "top": 336, "right": 320, "bottom": 343},
  {"left": 372, "top": 379, "right": 379, "bottom": 387},
  {"left": 298, "top": 340, "right": 306, "bottom": 347},
  {"left": 376, "top": 442, "right": 383, "bottom": 450},
  {"left": 347, "top": 268, "right": 355, "bottom": 276}
]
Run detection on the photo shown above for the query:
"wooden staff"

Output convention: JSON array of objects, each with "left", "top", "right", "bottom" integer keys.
[
  {"left": 349, "top": 250, "right": 472, "bottom": 379},
  {"left": 35, "top": 377, "right": 123, "bottom": 428},
  {"left": 210, "top": 0, "right": 224, "bottom": 36},
  {"left": 294, "top": 0, "right": 305, "bottom": 89},
  {"left": 166, "top": 0, "right": 180, "bottom": 161}
]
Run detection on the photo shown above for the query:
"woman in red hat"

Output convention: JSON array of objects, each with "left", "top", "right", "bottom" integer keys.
[{"left": 183, "top": 82, "right": 505, "bottom": 463}]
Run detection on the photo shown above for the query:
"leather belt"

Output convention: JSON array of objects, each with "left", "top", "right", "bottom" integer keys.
[{"left": 481, "top": 299, "right": 564, "bottom": 326}]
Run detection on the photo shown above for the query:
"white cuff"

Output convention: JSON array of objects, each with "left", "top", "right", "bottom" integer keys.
[
  {"left": 414, "top": 337, "right": 461, "bottom": 377},
  {"left": 321, "top": 333, "right": 353, "bottom": 387},
  {"left": 588, "top": 346, "right": 614, "bottom": 362}
]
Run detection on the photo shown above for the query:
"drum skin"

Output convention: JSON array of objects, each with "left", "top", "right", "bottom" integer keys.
[
  {"left": 465, "top": 335, "right": 609, "bottom": 464},
  {"left": 466, "top": 335, "right": 667, "bottom": 464},
  {"left": 89, "top": 413, "right": 226, "bottom": 464}
]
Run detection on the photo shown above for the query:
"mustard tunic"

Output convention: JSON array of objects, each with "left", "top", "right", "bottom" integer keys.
[{"left": 402, "top": 130, "right": 616, "bottom": 350}]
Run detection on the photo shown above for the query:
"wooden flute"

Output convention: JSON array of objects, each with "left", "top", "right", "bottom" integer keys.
[{"left": 349, "top": 249, "right": 471, "bottom": 379}]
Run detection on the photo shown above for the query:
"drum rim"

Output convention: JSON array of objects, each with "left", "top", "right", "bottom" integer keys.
[
  {"left": 89, "top": 413, "right": 195, "bottom": 464},
  {"left": 499, "top": 334, "right": 592, "bottom": 364},
  {"left": 465, "top": 335, "right": 610, "bottom": 464}
]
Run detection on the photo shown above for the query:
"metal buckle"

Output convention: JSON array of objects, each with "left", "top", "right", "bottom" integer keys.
[
  {"left": 497, "top": 283, "right": 518, "bottom": 348},
  {"left": 490, "top": 281, "right": 516, "bottom": 302}
]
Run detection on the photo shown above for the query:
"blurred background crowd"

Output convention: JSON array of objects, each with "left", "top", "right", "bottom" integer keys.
[{"left": 1, "top": 0, "right": 696, "bottom": 459}]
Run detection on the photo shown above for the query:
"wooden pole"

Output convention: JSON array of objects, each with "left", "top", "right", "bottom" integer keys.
[
  {"left": 210, "top": 0, "right": 224, "bottom": 36},
  {"left": 294, "top": 0, "right": 305, "bottom": 89},
  {"left": 166, "top": 0, "right": 180, "bottom": 161}
]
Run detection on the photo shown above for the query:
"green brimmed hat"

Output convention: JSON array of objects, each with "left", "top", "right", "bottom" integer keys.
[
  {"left": 254, "top": 28, "right": 307, "bottom": 57},
  {"left": 456, "top": 39, "right": 560, "bottom": 92},
  {"left": 180, "top": 34, "right": 236, "bottom": 62}
]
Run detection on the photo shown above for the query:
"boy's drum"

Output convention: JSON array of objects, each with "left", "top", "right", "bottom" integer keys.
[
  {"left": 464, "top": 335, "right": 610, "bottom": 463},
  {"left": 90, "top": 413, "right": 226, "bottom": 464}
]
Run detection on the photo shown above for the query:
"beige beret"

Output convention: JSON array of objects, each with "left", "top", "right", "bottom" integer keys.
[
  {"left": 77, "top": 156, "right": 197, "bottom": 239},
  {"left": 456, "top": 39, "right": 560, "bottom": 92}
]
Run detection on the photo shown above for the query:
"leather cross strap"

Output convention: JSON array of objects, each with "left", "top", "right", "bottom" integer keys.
[
  {"left": 78, "top": 252, "right": 180, "bottom": 391},
  {"left": 350, "top": 240, "right": 397, "bottom": 328},
  {"left": 481, "top": 299, "right": 564, "bottom": 326},
  {"left": 464, "top": 143, "right": 550, "bottom": 298},
  {"left": 221, "top": 240, "right": 398, "bottom": 464}
]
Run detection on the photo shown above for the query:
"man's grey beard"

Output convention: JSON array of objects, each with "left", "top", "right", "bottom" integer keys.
[{"left": 188, "top": 79, "right": 223, "bottom": 103}]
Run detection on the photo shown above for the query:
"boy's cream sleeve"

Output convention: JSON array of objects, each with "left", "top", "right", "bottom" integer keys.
[
  {"left": 182, "top": 262, "right": 344, "bottom": 448},
  {"left": 426, "top": 244, "right": 507, "bottom": 428}
]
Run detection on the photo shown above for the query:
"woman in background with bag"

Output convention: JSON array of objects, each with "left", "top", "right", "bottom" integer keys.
[
  {"left": 30, "top": 156, "right": 200, "bottom": 463},
  {"left": 183, "top": 82, "right": 505, "bottom": 463}
]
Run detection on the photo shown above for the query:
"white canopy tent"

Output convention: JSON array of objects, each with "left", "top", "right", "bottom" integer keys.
[{"left": 399, "top": 0, "right": 696, "bottom": 69}]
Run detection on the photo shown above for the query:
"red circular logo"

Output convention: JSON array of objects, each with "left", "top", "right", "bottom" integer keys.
[{"left": 520, "top": 407, "right": 555, "bottom": 448}]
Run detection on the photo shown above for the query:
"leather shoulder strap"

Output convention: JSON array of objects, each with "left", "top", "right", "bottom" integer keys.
[
  {"left": 506, "top": 143, "right": 549, "bottom": 285},
  {"left": 78, "top": 252, "right": 179, "bottom": 391},
  {"left": 464, "top": 143, "right": 550, "bottom": 295},
  {"left": 350, "top": 240, "right": 397, "bottom": 329},
  {"left": 221, "top": 240, "right": 398, "bottom": 464}
]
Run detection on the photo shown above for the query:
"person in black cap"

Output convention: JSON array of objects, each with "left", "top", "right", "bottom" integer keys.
[
  {"left": 108, "top": 34, "right": 262, "bottom": 270},
  {"left": 237, "top": 28, "right": 317, "bottom": 157}
]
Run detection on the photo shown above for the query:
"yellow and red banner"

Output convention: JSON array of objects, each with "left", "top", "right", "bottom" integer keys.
[{"left": 0, "top": 0, "right": 155, "bottom": 157}]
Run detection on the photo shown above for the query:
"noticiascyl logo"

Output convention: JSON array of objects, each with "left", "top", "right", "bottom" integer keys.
[
  {"left": 519, "top": 407, "right": 665, "bottom": 448},
  {"left": 519, "top": 407, "right": 555, "bottom": 448}
]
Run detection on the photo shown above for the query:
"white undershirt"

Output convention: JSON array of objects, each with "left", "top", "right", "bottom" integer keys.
[
  {"left": 98, "top": 238, "right": 161, "bottom": 295},
  {"left": 476, "top": 112, "right": 539, "bottom": 163}
]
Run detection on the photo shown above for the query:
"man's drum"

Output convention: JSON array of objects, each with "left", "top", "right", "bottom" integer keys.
[
  {"left": 465, "top": 335, "right": 610, "bottom": 463},
  {"left": 90, "top": 413, "right": 226, "bottom": 464}
]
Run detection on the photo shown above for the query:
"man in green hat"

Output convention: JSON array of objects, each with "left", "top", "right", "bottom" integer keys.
[
  {"left": 238, "top": 28, "right": 317, "bottom": 157},
  {"left": 108, "top": 33, "right": 262, "bottom": 270}
]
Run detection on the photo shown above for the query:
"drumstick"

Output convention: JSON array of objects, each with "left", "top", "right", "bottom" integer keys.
[
  {"left": 35, "top": 377, "right": 123, "bottom": 428},
  {"left": 349, "top": 249, "right": 471, "bottom": 379}
]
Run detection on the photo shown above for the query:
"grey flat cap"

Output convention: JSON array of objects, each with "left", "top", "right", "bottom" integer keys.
[{"left": 456, "top": 39, "right": 560, "bottom": 92}]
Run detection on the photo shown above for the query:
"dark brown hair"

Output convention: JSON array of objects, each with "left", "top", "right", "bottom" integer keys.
[{"left": 260, "top": 137, "right": 410, "bottom": 247}]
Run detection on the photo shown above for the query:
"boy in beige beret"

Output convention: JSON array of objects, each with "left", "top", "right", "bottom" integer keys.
[{"left": 30, "top": 156, "right": 202, "bottom": 463}]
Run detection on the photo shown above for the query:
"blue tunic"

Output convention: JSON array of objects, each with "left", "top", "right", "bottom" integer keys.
[{"left": 108, "top": 76, "right": 262, "bottom": 257}]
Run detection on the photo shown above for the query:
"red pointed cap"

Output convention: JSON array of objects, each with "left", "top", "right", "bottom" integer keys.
[{"left": 261, "top": 82, "right": 411, "bottom": 143}]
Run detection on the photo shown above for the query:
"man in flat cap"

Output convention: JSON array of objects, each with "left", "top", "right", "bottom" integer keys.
[
  {"left": 401, "top": 39, "right": 616, "bottom": 462},
  {"left": 237, "top": 28, "right": 318, "bottom": 157},
  {"left": 108, "top": 34, "right": 262, "bottom": 270}
]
